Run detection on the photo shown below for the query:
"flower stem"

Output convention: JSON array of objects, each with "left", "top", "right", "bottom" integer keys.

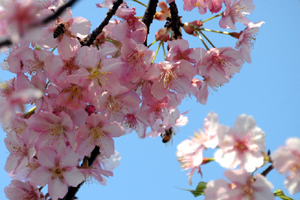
[
  {"left": 202, "top": 12, "right": 223, "bottom": 23},
  {"left": 152, "top": 42, "right": 162, "bottom": 64},
  {"left": 132, "top": 0, "right": 148, "bottom": 7},
  {"left": 51, "top": 46, "right": 57, "bottom": 52},
  {"left": 147, "top": 39, "right": 157, "bottom": 48},
  {"left": 198, "top": 30, "right": 215, "bottom": 48},
  {"left": 199, "top": 28, "right": 231, "bottom": 35},
  {"left": 196, "top": 31, "right": 209, "bottom": 50},
  {"left": 161, "top": 41, "right": 167, "bottom": 60}
]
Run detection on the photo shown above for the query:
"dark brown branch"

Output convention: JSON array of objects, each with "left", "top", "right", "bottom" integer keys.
[
  {"left": 0, "top": 39, "right": 12, "bottom": 48},
  {"left": 168, "top": 2, "right": 183, "bottom": 39},
  {"left": 142, "top": 0, "right": 159, "bottom": 46},
  {"left": 81, "top": 0, "right": 123, "bottom": 46},
  {"left": 42, "top": 0, "right": 80, "bottom": 24},
  {"left": 62, "top": 146, "right": 100, "bottom": 200},
  {"left": 261, "top": 164, "right": 274, "bottom": 177}
]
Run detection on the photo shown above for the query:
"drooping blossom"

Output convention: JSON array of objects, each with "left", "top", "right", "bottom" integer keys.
[
  {"left": 177, "top": 137, "right": 205, "bottom": 185},
  {"left": 272, "top": 138, "right": 300, "bottom": 195},
  {"left": 235, "top": 21, "right": 265, "bottom": 63},
  {"left": 214, "top": 114, "right": 265, "bottom": 172},
  {"left": 204, "top": 169, "right": 274, "bottom": 200},
  {"left": 190, "top": 76, "right": 218, "bottom": 105}
]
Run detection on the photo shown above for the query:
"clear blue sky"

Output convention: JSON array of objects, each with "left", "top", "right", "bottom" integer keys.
[{"left": 1, "top": 0, "right": 300, "bottom": 199}]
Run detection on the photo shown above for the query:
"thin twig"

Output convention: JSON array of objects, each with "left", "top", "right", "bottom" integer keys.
[
  {"left": 81, "top": 0, "right": 123, "bottom": 46},
  {"left": 142, "top": 0, "right": 159, "bottom": 46}
]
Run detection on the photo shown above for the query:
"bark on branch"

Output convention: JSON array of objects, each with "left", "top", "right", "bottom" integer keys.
[
  {"left": 168, "top": 2, "right": 183, "bottom": 39},
  {"left": 142, "top": 0, "right": 159, "bottom": 46},
  {"left": 81, "top": 0, "right": 124, "bottom": 46}
]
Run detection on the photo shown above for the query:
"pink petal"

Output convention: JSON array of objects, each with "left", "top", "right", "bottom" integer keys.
[{"left": 64, "top": 167, "right": 85, "bottom": 187}]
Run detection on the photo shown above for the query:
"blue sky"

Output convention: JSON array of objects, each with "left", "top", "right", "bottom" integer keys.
[{"left": 1, "top": 0, "right": 300, "bottom": 199}]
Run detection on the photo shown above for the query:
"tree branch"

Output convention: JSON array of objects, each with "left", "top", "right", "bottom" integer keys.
[
  {"left": 142, "top": 0, "right": 159, "bottom": 46},
  {"left": 81, "top": 0, "right": 123, "bottom": 46},
  {"left": 168, "top": 2, "right": 183, "bottom": 39},
  {"left": 62, "top": 146, "right": 100, "bottom": 200},
  {"left": 261, "top": 164, "right": 274, "bottom": 177}
]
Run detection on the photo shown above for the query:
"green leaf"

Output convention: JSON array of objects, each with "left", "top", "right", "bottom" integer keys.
[
  {"left": 190, "top": 182, "right": 207, "bottom": 198},
  {"left": 274, "top": 189, "right": 294, "bottom": 200}
]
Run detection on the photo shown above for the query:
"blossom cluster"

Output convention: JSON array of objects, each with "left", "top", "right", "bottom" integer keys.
[
  {"left": 0, "top": 0, "right": 265, "bottom": 199},
  {"left": 177, "top": 111, "right": 300, "bottom": 199}
]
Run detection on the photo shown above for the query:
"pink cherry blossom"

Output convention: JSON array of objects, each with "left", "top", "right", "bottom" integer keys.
[
  {"left": 183, "top": 0, "right": 208, "bottom": 14},
  {"left": 272, "top": 138, "right": 300, "bottom": 195},
  {"left": 94, "top": 89, "right": 141, "bottom": 123},
  {"left": 197, "top": 47, "right": 244, "bottom": 84},
  {"left": 38, "top": 7, "right": 91, "bottom": 59},
  {"left": 154, "top": 2, "right": 170, "bottom": 21},
  {"left": 1, "top": 0, "right": 41, "bottom": 42},
  {"left": 5, "top": 180, "right": 45, "bottom": 200},
  {"left": 144, "top": 60, "right": 196, "bottom": 100},
  {"left": 27, "top": 111, "right": 76, "bottom": 153},
  {"left": 55, "top": 75, "right": 91, "bottom": 110},
  {"left": 79, "top": 157, "right": 113, "bottom": 186},
  {"left": 176, "top": 137, "right": 204, "bottom": 185},
  {"left": 220, "top": 0, "right": 255, "bottom": 30},
  {"left": 206, "top": 0, "right": 224, "bottom": 13},
  {"left": 74, "top": 46, "right": 124, "bottom": 96},
  {"left": 204, "top": 169, "right": 274, "bottom": 200},
  {"left": 235, "top": 21, "right": 265, "bottom": 63},
  {"left": 120, "top": 38, "right": 154, "bottom": 83},
  {"left": 0, "top": 76, "right": 43, "bottom": 125},
  {"left": 75, "top": 113, "right": 125, "bottom": 158},
  {"left": 167, "top": 39, "right": 204, "bottom": 64},
  {"left": 4, "top": 131, "right": 38, "bottom": 175},
  {"left": 190, "top": 77, "right": 218, "bottom": 105},
  {"left": 214, "top": 114, "right": 265, "bottom": 172},
  {"left": 30, "top": 148, "right": 85, "bottom": 200},
  {"left": 202, "top": 111, "right": 219, "bottom": 148},
  {"left": 99, "top": 150, "right": 121, "bottom": 171}
]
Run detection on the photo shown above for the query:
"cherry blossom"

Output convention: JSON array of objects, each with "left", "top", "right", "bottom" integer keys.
[
  {"left": 197, "top": 47, "right": 244, "bottom": 84},
  {"left": 272, "top": 138, "right": 300, "bottom": 195},
  {"left": 235, "top": 21, "right": 265, "bottom": 63},
  {"left": 75, "top": 113, "right": 125, "bottom": 158},
  {"left": 214, "top": 114, "right": 266, "bottom": 172},
  {"left": 220, "top": 0, "right": 255, "bottom": 30},
  {"left": 29, "top": 148, "right": 84, "bottom": 200},
  {"left": 0, "top": 0, "right": 269, "bottom": 198},
  {"left": 204, "top": 169, "right": 274, "bottom": 200},
  {"left": 5, "top": 180, "right": 45, "bottom": 200}
]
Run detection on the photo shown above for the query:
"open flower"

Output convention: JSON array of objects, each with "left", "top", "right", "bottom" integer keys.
[
  {"left": 272, "top": 138, "right": 300, "bottom": 195},
  {"left": 214, "top": 114, "right": 265, "bottom": 172}
]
